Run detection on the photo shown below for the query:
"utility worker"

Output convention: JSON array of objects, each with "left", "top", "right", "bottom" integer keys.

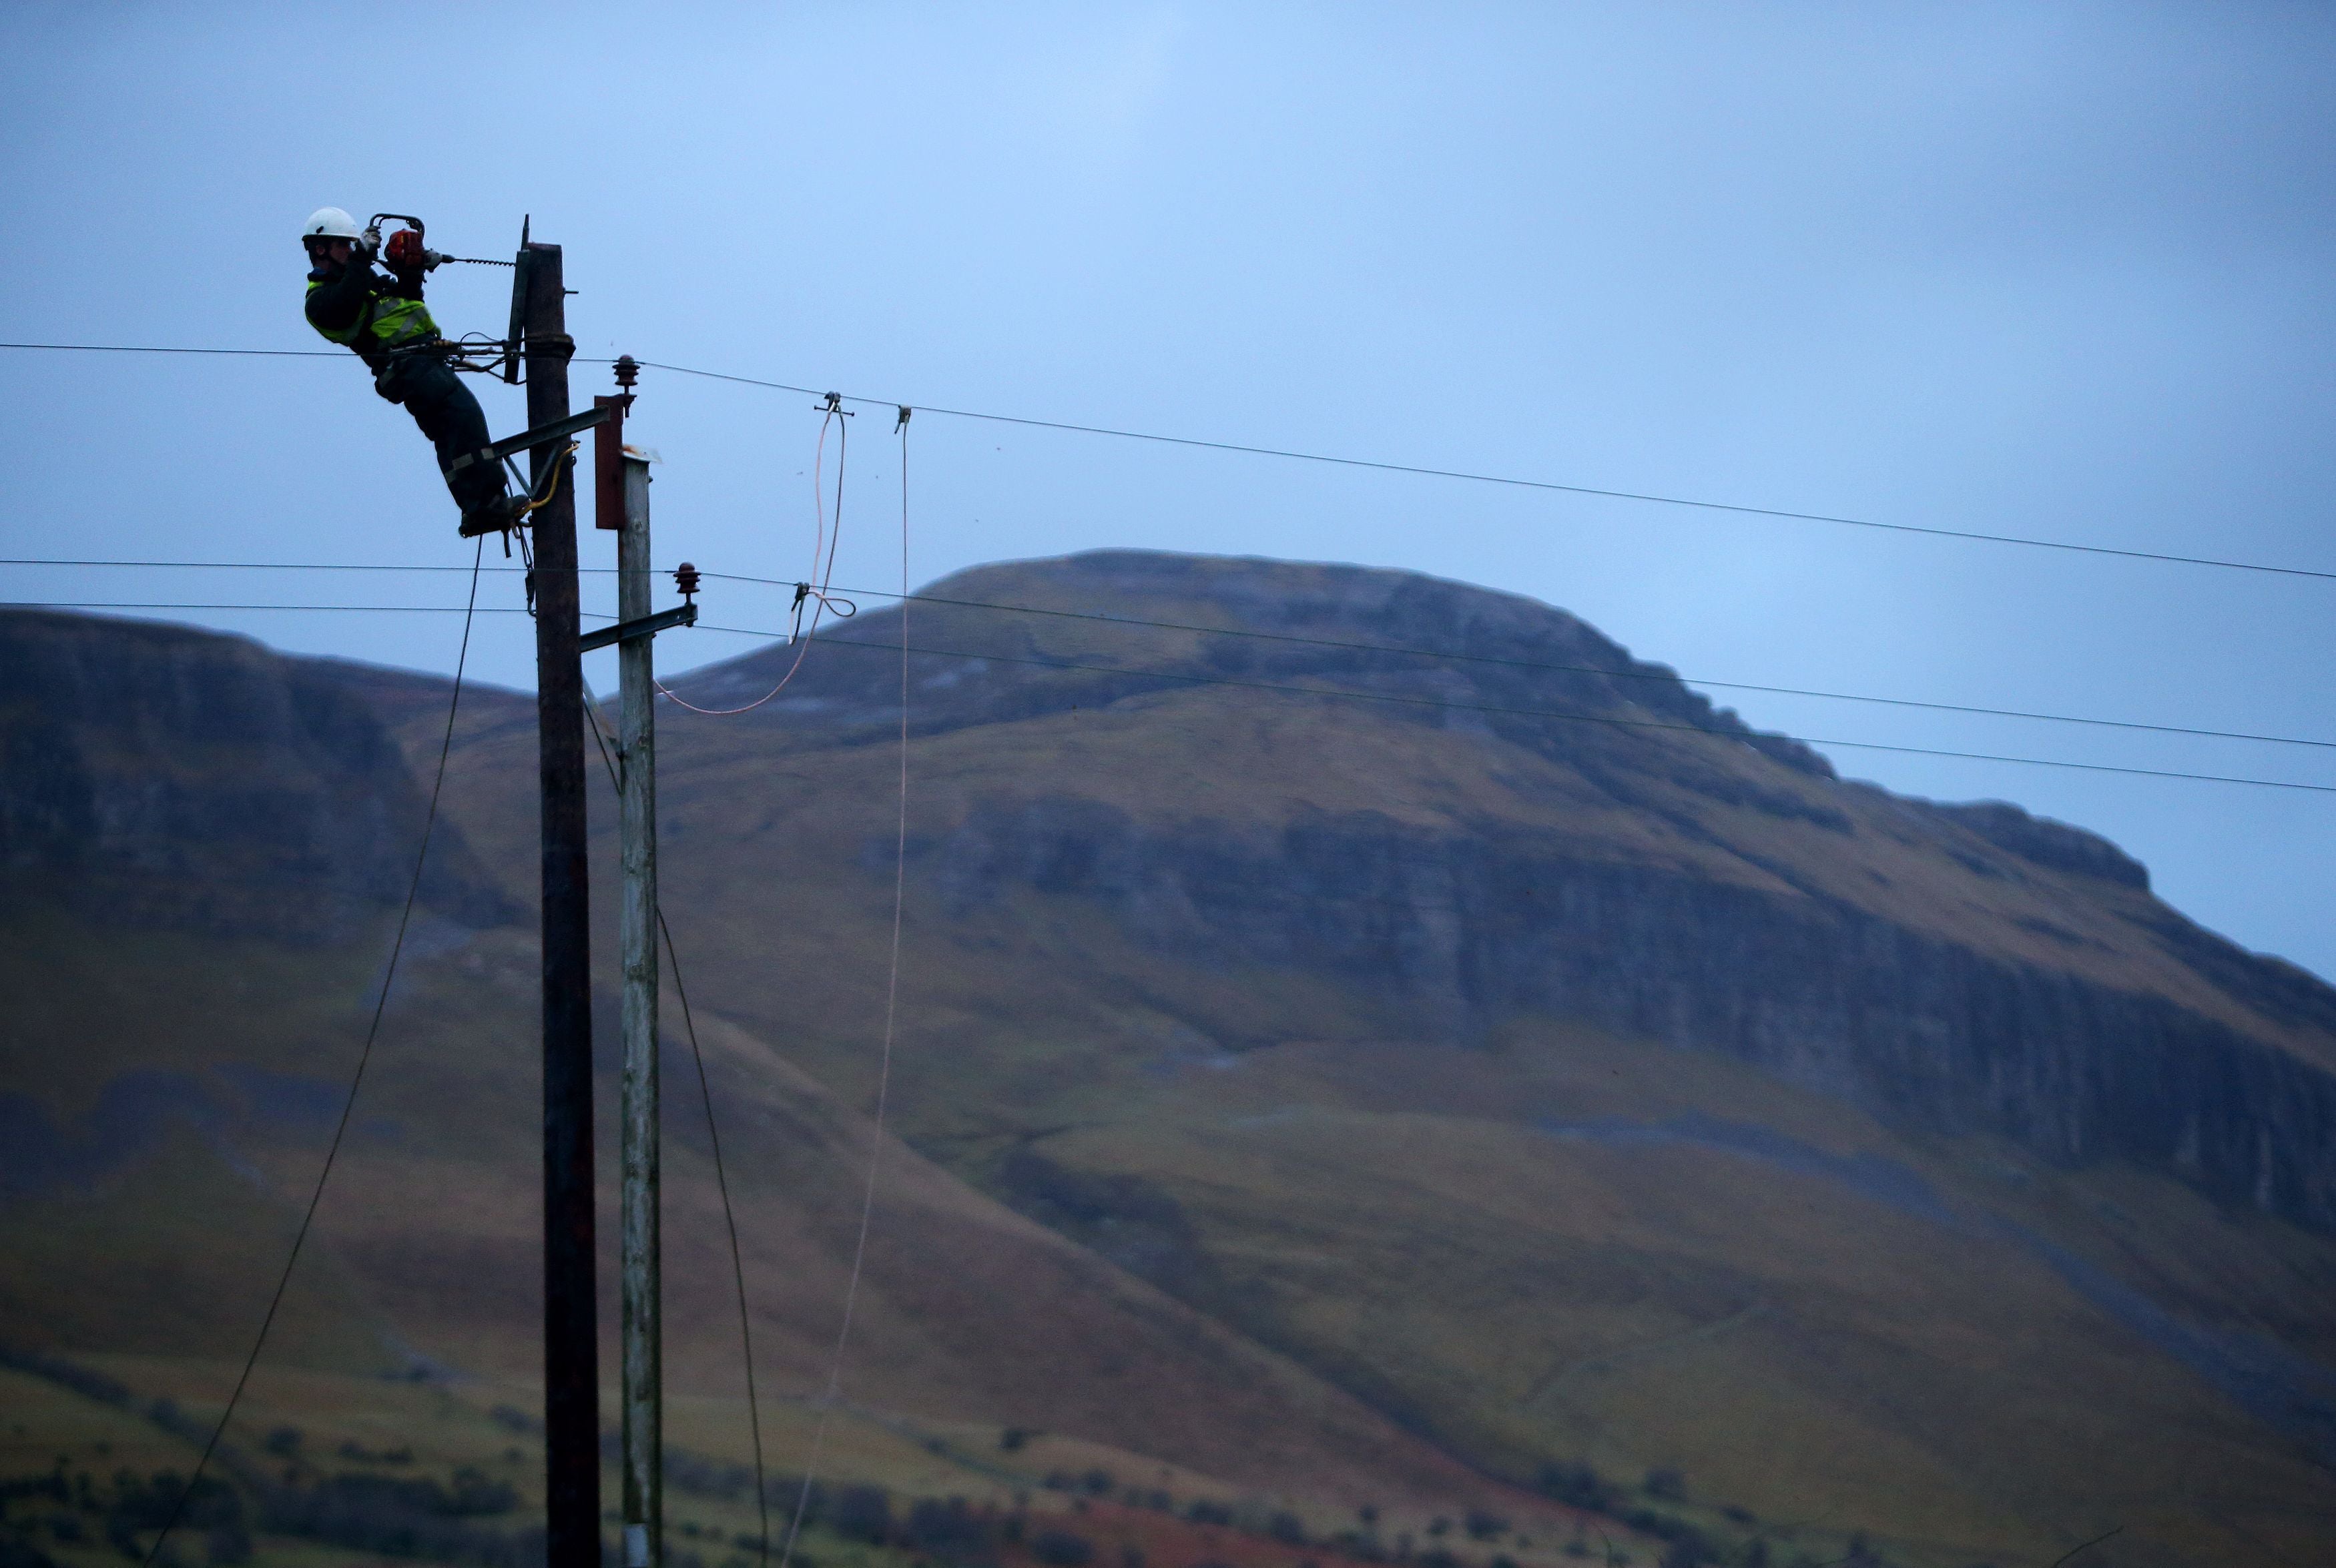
[{"left": 301, "top": 207, "right": 517, "bottom": 536}]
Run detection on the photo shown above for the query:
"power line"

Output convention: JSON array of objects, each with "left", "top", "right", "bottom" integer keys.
[
  {"left": 773, "top": 576, "right": 2336, "bottom": 756},
  {"left": 0, "top": 341, "right": 341, "bottom": 359},
  {"left": 5, "top": 340, "right": 2332, "bottom": 583},
  {"left": 680, "top": 619, "right": 2336, "bottom": 796},
  {"left": 3, "top": 600, "right": 535, "bottom": 615},
  {"left": 0, "top": 558, "right": 508, "bottom": 570},
  {"left": 626, "top": 358, "right": 2336, "bottom": 584},
  {"left": 5, "top": 594, "right": 2329, "bottom": 792},
  {"left": 8, "top": 563, "right": 2334, "bottom": 754}
]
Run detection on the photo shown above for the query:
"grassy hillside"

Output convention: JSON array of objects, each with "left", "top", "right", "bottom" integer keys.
[
  {"left": 8, "top": 554, "right": 2336, "bottom": 1568},
  {"left": 0, "top": 898, "right": 1502, "bottom": 1499}
]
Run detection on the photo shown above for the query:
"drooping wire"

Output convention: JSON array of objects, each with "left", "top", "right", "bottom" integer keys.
[
  {"left": 139, "top": 536, "right": 488, "bottom": 1568},
  {"left": 0, "top": 342, "right": 343, "bottom": 358},
  {"left": 655, "top": 404, "right": 851, "bottom": 716},
  {"left": 699, "top": 621, "right": 2336, "bottom": 797},
  {"left": 12, "top": 559, "right": 2336, "bottom": 755},
  {"left": 5, "top": 587, "right": 2328, "bottom": 791},
  {"left": 664, "top": 903, "right": 772, "bottom": 1568},
  {"left": 2046, "top": 1527, "right": 2125, "bottom": 1568},
  {"left": 1, "top": 600, "right": 540, "bottom": 615},
  {"left": 17, "top": 586, "right": 2323, "bottom": 793},
  {"left": 774, "top": 408, "right": 914, "bottom": 1568},
  {"left": 577, "top": 674, "right": 772, "bottom": 1568},
  {"left": 721, "top": 574, "right": 2336, "bottom": 757},
  {"left": 7, "top": 340, "right": 2334, "bottom": 584},
  {"left": 619, "top": 358, "right": 2336, "bottom": 586}
]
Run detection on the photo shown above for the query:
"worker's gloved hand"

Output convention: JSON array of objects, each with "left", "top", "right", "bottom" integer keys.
[{"left": 352, "top": 226, "right": 380, "bottom": 264}]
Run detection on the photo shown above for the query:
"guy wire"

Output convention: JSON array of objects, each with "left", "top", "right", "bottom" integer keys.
[{"left": 139, "top": 536, "right": 487, "bottom": 1568}]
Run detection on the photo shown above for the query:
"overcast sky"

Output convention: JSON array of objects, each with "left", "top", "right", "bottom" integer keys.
[{"left": 3, "top": 3, "right": 2332, "bottom": 977}]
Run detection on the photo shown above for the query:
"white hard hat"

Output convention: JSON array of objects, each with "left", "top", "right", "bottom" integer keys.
[{"left": 302, "top": 206, "right": 363, "bottom": 242}]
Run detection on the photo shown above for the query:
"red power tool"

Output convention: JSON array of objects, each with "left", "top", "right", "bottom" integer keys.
[{"left": 370, "top": 212, "right": 446, "bottom": 272}]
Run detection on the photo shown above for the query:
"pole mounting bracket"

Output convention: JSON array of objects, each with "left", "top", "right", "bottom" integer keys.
[
  {"left": 445, "top": 404, "right": 612, "bottom": 476},
  {"left": 579, "top": 603, "right": 697, "bottom": 654}
]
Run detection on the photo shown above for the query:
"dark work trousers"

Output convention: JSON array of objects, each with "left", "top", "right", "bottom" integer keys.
[{"left": 378, "top": 353, "right": 507, "bottom": 516}]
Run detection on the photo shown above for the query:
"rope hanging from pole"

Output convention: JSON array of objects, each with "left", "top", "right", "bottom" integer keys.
[
  {"left": 655, "top": 402, "right": 851, "bottom": 716},
  {"left": 774, "top": 403, "right": 912, "bottom": 1568},
  {"left": 135, "top": 538, "right": 490, "bottom": 1568}
]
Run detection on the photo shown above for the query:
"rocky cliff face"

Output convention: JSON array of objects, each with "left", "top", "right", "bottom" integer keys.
[
  {"left": 15, "top": 565, "right": 2323, "bottom": 1231},
  {"left": 932, "top": 796, "right": 2336, "bottom": 1230},
  {"left": 662, "top": 550, "right": 2336, "bottom": 1235},
  {"left": 0, "top": 611, "right": 513, "bottom": 942}
]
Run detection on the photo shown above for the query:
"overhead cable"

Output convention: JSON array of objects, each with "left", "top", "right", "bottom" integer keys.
[
  {"left": 4, "top": 595, "right": 2328, "bottom": 791},
  {"left": 3, "top": 600, "right": 539, "bottom": 615},
  {"left": 625, "top": 358, "right": 2336, "bottom": 584},
  {"left": 0, "top": 342, "right": 342, "bottom": 358},
  {"left": 3, "top": 340, "right": 2330, "bottom": 583},
  {"left": 14, "top": 568, "right": 2330, "bottom": 755},
  {"left": 755, "top": 576, "right": 2336, "bottom": 756},
  {"left": 677, "top": 621, "right": 2336, "bottom": 796}
]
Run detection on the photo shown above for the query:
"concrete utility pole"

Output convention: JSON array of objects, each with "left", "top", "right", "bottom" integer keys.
[
  {"left": 523, "top": 237, "right": 603, "bottom": 1568},
  {"left": 599, "top": 363, "right": 663, "bottom": 1568}
]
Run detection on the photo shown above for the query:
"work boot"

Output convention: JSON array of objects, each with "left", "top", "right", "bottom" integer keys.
[{"left": 457, "top": 494, "right": 521, "bottom": 538}]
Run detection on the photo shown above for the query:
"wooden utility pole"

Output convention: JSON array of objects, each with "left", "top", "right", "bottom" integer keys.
[
  {"left": 523, "top": 237, "right": 603, "bottom": 1568},
  {"left": 600, "top": 362, "right": 663, "bottom": 1568}
]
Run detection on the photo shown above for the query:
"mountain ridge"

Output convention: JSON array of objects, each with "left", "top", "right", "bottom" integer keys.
[
  {"left": 6, "top": 552, "right": 2335, "bottom": 1567},
  {"left": 0, "top": 609, "right": 514, "bottom": 941},
  {"left": 652, "top": 550, "right": 2336, "bottom": 1230}
]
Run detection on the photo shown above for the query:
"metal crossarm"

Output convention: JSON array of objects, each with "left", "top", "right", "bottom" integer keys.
[
  {"left": 579, "top": 603, "right": 697, "bottom": 654},
  {"left": 445, "top": 404, "right": 612, "bottom": 475}
]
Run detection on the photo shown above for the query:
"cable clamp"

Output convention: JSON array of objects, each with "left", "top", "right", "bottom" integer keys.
[{"left": 786, "top": 580, "right": 856, "bottom": 643}]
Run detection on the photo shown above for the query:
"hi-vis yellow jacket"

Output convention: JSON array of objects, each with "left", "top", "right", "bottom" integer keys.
[{"left": 304, "top": 266, "right": 440, "bottom": 364}]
